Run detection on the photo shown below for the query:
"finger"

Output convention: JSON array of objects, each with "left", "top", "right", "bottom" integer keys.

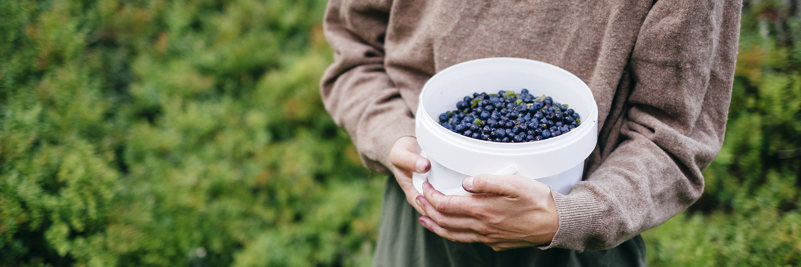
[
  {"left": 462, "top": 174, "right": 530, "bottom": 197},
  {"left": 393, "top": 173, "right": 425, "bottom": 215},
  {"left": 422, "top": 181, "right": 479, "bottom": 216},
  {"left": 485, "top": 241, "right": 539, "bottom": 251},
  {"left": 404, "top": 188, "right": 425, "bottom": 216},
  {"left": 416, "top": 195, "right": 484, "bottom": 233},
  {"left": 418, "top": 216, "right": 489, "bottom": 244},
  {"left": 389, "top": 137, "right": 430, "bottom": 173},
  {"left": 409, "top": 198, "right": 425, "bottom": 216}
]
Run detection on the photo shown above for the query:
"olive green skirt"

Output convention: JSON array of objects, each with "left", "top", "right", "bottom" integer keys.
[{"left": 372, "top": 176, "right": 646, "bottom": 267}]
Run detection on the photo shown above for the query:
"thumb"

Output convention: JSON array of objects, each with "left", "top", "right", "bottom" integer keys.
[
  {"left": 462, "top": 174, "right": 527, "bottom": 196},
  {"left": 389, "top": 137, "right": 430, "bottom": 173}
]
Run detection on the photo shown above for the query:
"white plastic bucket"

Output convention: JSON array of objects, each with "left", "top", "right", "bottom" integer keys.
[{"left": 413, "top": 57, "right": 598, "bottom": 195}]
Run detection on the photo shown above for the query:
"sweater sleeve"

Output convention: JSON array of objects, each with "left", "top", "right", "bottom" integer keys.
[
  {"left": 544, "top": 0, "right": 741, "bottom": 251},
  {"left": 320, "top": 0, "right": 416, "bottom": 173}
]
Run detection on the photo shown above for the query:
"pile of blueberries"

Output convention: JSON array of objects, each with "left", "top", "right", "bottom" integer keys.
[{"left": 438, "top": 89, "right": 581, "bottom": 143}]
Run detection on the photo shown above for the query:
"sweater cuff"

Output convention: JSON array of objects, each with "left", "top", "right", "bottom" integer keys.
[
  {"left": 537, "top": 187, "right": 603, "bottom": 251},
  {"left": 359, "top": 116, "right": 416, "bottom": 174}
]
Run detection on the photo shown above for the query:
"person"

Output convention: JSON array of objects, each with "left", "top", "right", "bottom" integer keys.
[{"left": 320, "top": 0, "right": 742, "bottom": 266}]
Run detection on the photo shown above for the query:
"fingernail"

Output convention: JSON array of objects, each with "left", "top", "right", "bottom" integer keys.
[
  {"left": 415, "top": 196, "right": 423, "bottom": 207},
  {"left": 462, "top": 176, "right": 474, "bottom": 191},
  {"left": 415, "top": 158, "right": 428, "bottom": 173},
  {"left": 418, "top": 217, "right": 429, "bottom": 228}
]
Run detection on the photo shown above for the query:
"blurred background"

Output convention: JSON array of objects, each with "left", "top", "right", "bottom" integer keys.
[{"left": 0, "top": 0, "right": 798, "bottom": 266}]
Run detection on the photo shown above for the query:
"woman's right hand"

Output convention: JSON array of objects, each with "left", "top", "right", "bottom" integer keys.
[{"left": 388, "top": 136, "right": 430, "bottom": 215}]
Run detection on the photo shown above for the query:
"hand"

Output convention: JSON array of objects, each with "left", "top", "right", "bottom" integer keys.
[
  {"left": 388, "top": 136, "right": 430, "bottom": 215},
  {"left": 416, "top": 174, "right": 558, "bottom": 251}
]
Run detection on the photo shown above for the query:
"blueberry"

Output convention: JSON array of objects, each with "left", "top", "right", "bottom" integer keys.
[
  {"left": 523, "top": 94, "right": 533, "bottom": 102},
  {"left": 495, "top": 128, "right": 506, "bottom": 138},
  {"left": 441, "top": 122, "right": 452, "bottom": 130},
  {"left": 493, "top": 101, "right": 503, "bottom": 109},
  {"left": 439, "top": 112, "right": 450, "bottom": 122},
  {"left": 439, "top": 89, "right": 580, "bottom": 142},
  {"left": 480, "top": 111, "right": 491, "bottom": 120},
  {"left": 544, "top": 96, "right": 553, "bottom": 106},
  {"left": 456, "top": 100, "right": 468, "bottom": 110}
]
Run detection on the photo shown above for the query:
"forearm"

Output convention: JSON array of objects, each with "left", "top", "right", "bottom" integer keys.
[
  {"left": 542, "top": 0, "right": 742, "bottom": 251},
  {"left": 320, "top": 0, "right": 416, "bottom": 172}
]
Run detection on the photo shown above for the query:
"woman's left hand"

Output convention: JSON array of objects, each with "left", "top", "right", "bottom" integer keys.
[{"left": 416, "top": 174, "right": 559, "bottom": 251}]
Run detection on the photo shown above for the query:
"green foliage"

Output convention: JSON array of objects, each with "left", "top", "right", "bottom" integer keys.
[
  {"left": 1, "top": 0, "right": 380, "bottom": 266},
  {"left": 2, "top": 0, "right": 800, "bottom": 266},
  {"left": 643, "top": 1, "right": 801, "bottom": 266}
]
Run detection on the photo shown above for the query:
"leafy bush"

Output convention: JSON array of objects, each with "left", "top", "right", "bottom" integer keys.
[
  {"left": 1, "top": 1, "right": 380, "bottom": 266},
  {"left": 643, "top": 1, "right": 801, "bottom": 266},
  {"left": 1, "top": 0, "right": 799, "bottom": 266}
]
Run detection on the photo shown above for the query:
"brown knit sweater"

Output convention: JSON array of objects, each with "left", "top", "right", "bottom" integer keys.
[{"left": 320, "top": 0, "right": 741, "bottom": 251}]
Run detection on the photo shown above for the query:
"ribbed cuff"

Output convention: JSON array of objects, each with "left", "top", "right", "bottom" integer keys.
[
  {"left": 537, "top": 187, "right": 603, "bottom": 251},
  {"left": 359, "top": 116, "right": 416, "bottom": 174}
]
